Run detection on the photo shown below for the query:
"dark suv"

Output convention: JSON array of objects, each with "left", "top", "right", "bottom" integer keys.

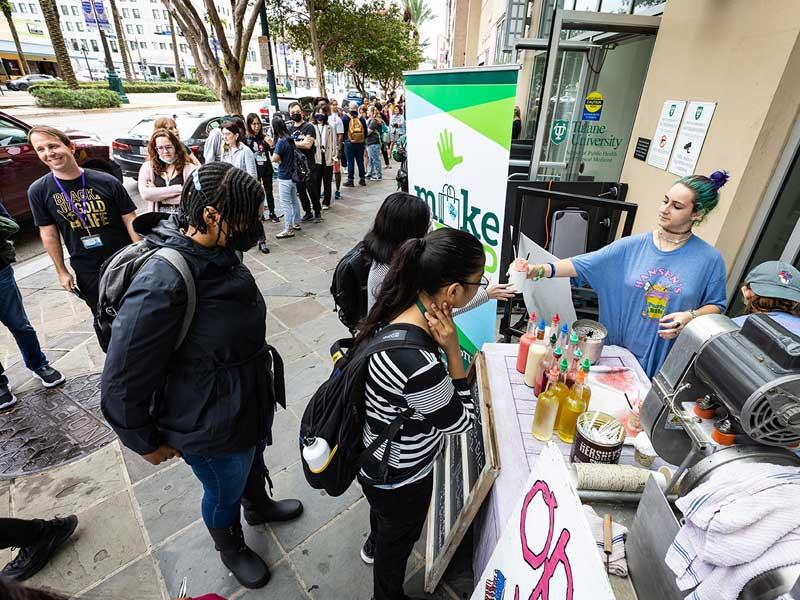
[{"left": 0, "top": 111, "right": 121, "bottom": 221}]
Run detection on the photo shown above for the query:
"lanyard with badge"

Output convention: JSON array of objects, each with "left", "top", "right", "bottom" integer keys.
[{"left": 52, "top": 170, "right": 103, "bottom": 250}]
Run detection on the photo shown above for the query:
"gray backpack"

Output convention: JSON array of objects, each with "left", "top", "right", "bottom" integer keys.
[{"left": 94, "top": 241, "right": 196, "bottom": 353}]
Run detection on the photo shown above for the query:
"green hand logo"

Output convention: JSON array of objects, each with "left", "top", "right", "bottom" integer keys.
[{"left": 437, "top": 129, "right": 463, "bottom": 172}]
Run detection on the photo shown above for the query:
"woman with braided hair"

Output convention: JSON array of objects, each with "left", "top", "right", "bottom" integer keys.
[
  {"left": 101, "top": 162, "right": 303, "bottom": 591},
  {"left": 523, "top": 170, "right": 731, "bottom": 377}
]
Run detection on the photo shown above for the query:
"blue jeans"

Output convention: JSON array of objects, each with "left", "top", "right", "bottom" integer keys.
[
  {"left": 0, "top": 265, "right": 47, "bottom": 386},
  {"left": 278, "top": 178, "right": 301, "bottom": 232},
  {"left": 366, "top": 144, "right": 382, "bottom": 179},
  {"left": 183, "top": 438, "right": 269, "bottom": 528},
  {"left": 345, "top": 141, "right": 366, "bottom": 182}
]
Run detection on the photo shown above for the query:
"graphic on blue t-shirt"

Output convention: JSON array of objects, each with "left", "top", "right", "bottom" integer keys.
[{"left": 634, "top": 267, "right": 685, "bottom": 320}]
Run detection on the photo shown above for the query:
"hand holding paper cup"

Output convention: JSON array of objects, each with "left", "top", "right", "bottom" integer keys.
[{"left": 508, "top": 257, "right": 529, "bottom": 291}]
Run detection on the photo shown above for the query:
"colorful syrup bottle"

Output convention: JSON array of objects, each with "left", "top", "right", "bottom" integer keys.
[
  {"left": 565, "top": 330, "right": 579, "bottom": 362},
  {"left": 557, "top": 323, "right": 569, "bottom": 352},
  {"left": 577, "top": 358, "right": 592, "bottom": 410},
  {"left": 515, "top": 313, "right": 538, "bottom": 373},
  {"left": 551, "top": 357, "right": 571, "bottom": 426},
  {"left": 534, "top": 334, "right": 558, "bottom": 396},
  {"left": 545, "top": 346, "right": 564, "bottom": 390},
  {"left": 549, "top": 313, "right": 560, "bottom": 338},
  {"left": 566, "top": 348, "right": 583, "bottom": 388},
  {"left": 523, "top": 322, "right": 548, "bottom": 387},
  {"left": 555, "top": 364, "right": 589, "bottom": 444},
  {"left": 532, "top": 363, "right": 561, "bottom": 442}
]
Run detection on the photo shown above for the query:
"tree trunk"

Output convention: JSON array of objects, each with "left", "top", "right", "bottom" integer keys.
[
  {"left": 107, "top": 0, "right": 133, "bottom": 81},
  {"left": 38, "top": 0, "right": 78, "bottom": 88},
  {"left": 350, "top": 69, "right": 365, "bottom": 99},
  {"left": 302, "top": 52, "right": 308, "bottom": 91},
  {"left": 304, "top": 0, "right": 326, "bottom": 98},
  {"left": 168, "top": 13, "right": 182, "bottom": 81},
  {"left": 4, "top": 11, "right": 28, "bottom": 75}
]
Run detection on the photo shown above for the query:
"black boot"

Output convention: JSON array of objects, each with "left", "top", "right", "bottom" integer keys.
[
  {"left": 208, "top": 522, "right": 270, "bottom": 589},
  {"left": 241, "top": 467, "right": 303, "bottom": 525}
]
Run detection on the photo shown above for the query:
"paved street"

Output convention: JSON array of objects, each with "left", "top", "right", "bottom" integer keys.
[{"left": 0, "top": 173, "right": 474, "bottom": 599}]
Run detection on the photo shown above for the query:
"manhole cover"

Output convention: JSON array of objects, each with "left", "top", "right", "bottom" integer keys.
[{"left": 0, "top": 372, "right": 116, "bottom": 477}]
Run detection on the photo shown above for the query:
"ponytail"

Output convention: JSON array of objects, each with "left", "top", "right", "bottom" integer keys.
[{"left": 357, "top": 228, "right": 485, "bottom": 344}]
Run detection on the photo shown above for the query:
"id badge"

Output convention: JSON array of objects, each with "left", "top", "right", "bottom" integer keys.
[{"left": 81, "top": 235, "right": 104, "bottom": 249}]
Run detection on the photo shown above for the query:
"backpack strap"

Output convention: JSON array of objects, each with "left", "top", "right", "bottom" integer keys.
[{"left": 153, "top": 247, "right": 196, "bottom": 349}]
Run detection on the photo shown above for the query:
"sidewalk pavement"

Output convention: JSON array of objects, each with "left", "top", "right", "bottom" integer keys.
[{"left": 0, "top": 175, "right": 473, "bottom": 599}]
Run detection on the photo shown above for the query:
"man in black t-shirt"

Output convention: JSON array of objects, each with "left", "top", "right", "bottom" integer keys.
[
  {"left": 287, "top": 102, "right": 322, "bottom": 223},
  {"left": 27, "top": 126, "right": 139, "bottom": 313}
]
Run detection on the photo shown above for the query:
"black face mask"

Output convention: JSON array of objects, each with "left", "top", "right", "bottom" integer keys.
[
  {"left": 226, "top": 220, "right": 263, "bottom": 253},
  {"left": 315, "top": 114, "right": 328, "bottom": 124},
  {"left": 350, "top": 111, "right": 358, "bottom": 117},
  {"left": 291, "top": 113, "right": 303, "bottom": 122}
]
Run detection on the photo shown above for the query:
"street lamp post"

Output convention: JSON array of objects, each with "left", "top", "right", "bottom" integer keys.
[
  {"left": 90, "top": 0, "right": 128, "bottom": 103},
  {"left": 80, "top": 44, "right": 94, "bottom": 80},
  {"left": 257, "top": 1, "right": 279, "bottom": 115},
  {"left": 135, "top": 44, "right": 148, "bottom": 82}
]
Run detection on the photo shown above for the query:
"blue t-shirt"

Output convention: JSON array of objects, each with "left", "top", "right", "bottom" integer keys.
[
  {"left": 732, "top": 312, "right": 800, "bottom": 336},
  {"left": 572, "top": 233, "right": 727, "bottom": 378},
  {"left": 274, "top": 137, "right": 295, "bottom": 180}
]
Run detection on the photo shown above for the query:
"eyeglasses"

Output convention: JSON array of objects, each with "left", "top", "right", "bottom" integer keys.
[
  {"left": 456, "top": 275, "right": 490, "bottom": 289},
  {"left": 156, "top": 145, "right": 175, "bottom": 152}
]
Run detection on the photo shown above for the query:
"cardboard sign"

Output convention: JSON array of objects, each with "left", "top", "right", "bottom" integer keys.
[
  {"left": 470, "top": 443, "right": 614, "bottom": 600},
  {"left": 668, "top": 101, "right": 716, "bottom": 177},
  {"left": 647, "top": 100, "right": 686, "bottom": 170}
]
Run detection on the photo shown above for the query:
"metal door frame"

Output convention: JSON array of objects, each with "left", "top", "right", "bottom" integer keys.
[{"left": 528, "top": 9, "right": 660, "bottom": 179}]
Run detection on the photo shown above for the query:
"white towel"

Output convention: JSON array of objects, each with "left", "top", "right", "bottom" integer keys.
[
  {"left": 582, "top": 505, "right": 628, "bottom": 577},
  {"left": 666, "top": 462, "right": 800, "bottom": 600}
]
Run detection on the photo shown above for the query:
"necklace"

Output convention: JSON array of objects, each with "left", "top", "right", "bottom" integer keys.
[{"left": 658, "top": 228, "right": 692, "bottom": 246}]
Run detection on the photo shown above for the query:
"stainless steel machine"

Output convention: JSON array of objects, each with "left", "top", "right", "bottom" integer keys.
[{"left": 628, "top": 313, "right": 800, "bottom": 600}]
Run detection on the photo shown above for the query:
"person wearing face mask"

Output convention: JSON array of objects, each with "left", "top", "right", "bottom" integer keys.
[
  {"left": 342, "top": 104, "right": 368, "bottom": 187},
  {"left": 523, "top": 170, "right": 730, "bottom": 378},
  {"left": 138, "top": 128, "right": 198, "bottom": 214},
  {"left": 101, "top": 162, "right": 303, "bottom": 591},
  {"left": 312, "top": 104, "right": 338, "bottom": 210},
  {"left": 287, "top": 102, "right": 322, "bottom": 223}
]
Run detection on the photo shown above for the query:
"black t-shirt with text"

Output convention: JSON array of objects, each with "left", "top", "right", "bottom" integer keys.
[
  {"left": 28, "top": 168, "right": 137, "bottom": 270},
  {"left": 288, "top": 121, "right": 316, "bottom": 167}
]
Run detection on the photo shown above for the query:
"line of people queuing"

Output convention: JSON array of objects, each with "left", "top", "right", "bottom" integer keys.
[{"left": 8, "top": 109, "right": 797, "bottom": 600}]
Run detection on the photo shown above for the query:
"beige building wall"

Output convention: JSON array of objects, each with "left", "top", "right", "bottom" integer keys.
[
  {"left": 449, "top": 0, "right": 483, "bottom": 67},
  {"left": 619, "top": 0, "right": 800, "bottom": 273}
]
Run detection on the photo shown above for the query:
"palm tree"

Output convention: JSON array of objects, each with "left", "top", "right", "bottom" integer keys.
[
  {"left": 168, "top": 13, "right": 182, "bottom": 81},
  {"left": 107, "top": 0, "right": 134, "bottom": 81},
  {"left": 402, "top": 0, "right": 432, "bottom": 40},
  {"left": 38, "top": 0, "right": 78, "bottom": 88},
  {"left": 0, "top": 0, "right": 28, "bottom": 75}
]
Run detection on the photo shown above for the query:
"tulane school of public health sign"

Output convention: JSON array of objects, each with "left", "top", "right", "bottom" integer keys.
[{"left": 405, "top": 66, "right": 519, "bottom": 363}]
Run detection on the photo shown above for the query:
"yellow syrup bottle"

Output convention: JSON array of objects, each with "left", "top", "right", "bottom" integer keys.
[
  {"left": 531, "top": 363, "right": 561, "bottom": 442},
  {"left": 551, "top": 357, "right": 571, "bottom": 427},
  {"left": 555, "top": 361, "right": 591, "bottom": 443}
]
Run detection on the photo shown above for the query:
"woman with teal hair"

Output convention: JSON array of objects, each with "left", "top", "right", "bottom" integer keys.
[{"left": 524, "top": 170, "right": 730, "bottom": 378}]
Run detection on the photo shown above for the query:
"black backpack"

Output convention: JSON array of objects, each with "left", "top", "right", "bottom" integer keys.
[
  {"left": 292, "top": 148, "right": 310, "bottom": 183},
  {"left": 94, "top": 241, "right": 195, "bottom": 353},
  {"left": 330, "top": 241, "right": 371, "bottom": 334},
  {"left": 299, "top": 325, "right": 436, "bottom": 497}
]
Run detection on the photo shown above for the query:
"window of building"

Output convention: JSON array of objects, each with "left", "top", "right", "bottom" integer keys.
[
  {"left": 71, "top": 39, "right": 79, "bottom": 51},
  {"left": 90, "top": 39, "right": 99, "bottom": 51},
  {"left": 18, "top": 3, "right": 27, "bottom": 12},
  {"left": 493, "top": 17, "right": 505, "bottom": 64},
  {"left": 132, "top": 8, "right": 140, "bottom": 18},
  {"left": 169, "top": 43, "right": 173, "bottom": 50},
  {"left": 159, "top": 42, "right": 166, "bottom": 50},
  {"left": 155, "top": 24, "right": 161, "bottom": 32},
  {"left": 136, "top": 24, "right": 143, "bottom": 34},
  {"left": 126, "top": 24, "right": 133, "bottom": 33},
  {"left": 152, "top": 8, "right": 159, "bottom": 18},
  {"left": 110, "top": 39, "right": 118, "bottom": 52},
  {"left": 70, "top": 5, "right": 78, "bottom": 15},
  {"left": 247, "top": 50, "right": 255, "bottom": 62},
  {"left": 162, "top": 9, "right": 168, "bottom": 19},
  {"left": 75, "top": 21, "right": 83, "bottom": 31},
  {"left": 140, "top": 41, "right": 146, "bottom": 48},
  {"left": 60, "top": 4, "right": 69, "bottom": 15},
  {"left": 28, "top": 4, "right": 37, "bottom": 13},
  {"left": 130, "top": 40, "right": 137, "bottom": 49},
  {"left": 122, "top": 8, "right": 129, "bottom": 17},
  {"left": 64, "top": 21, "right": 73, "bottom": 31}
]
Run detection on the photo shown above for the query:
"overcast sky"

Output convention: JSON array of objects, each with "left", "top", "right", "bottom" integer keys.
[{"left": 417, "top": 0, "right": 448, "bottom": 66}]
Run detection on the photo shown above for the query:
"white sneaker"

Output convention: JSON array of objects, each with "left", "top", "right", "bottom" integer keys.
[{"left": 0, "top": 385, "right": 17, "bottom": 411}]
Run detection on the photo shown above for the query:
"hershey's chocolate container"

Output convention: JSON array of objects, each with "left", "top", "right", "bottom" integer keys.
[{"left": 570, "top": 411, "right": 625, "bottom": 464}]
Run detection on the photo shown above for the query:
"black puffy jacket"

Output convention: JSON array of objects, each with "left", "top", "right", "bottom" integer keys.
[{"left": 101, "top": 215, "right": 282, "bottom": 456}]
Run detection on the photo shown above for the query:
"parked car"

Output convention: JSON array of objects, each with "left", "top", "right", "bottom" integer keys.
[
  {"left": 7, "top": 74, "right": 60, "bottom": 91},
  {"left": 0, "top": 111, "right": 121, "bottom": 221},
  {"left": 112, "top": 112, "right": 224, "bottom": 178},
  {"left": 258, "top": 95, "right": 318, "bottom": 125},
  {"left": 345, "top": 89, "right": 363, "bottom": 106}
]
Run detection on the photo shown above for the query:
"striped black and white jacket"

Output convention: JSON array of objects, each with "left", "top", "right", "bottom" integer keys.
[{"left": 359, "top": 325, "right": 476, "bottom": 488}]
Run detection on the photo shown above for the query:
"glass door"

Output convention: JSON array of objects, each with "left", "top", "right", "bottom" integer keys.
[{"left": 527, "top": 9, "right": 659, "bottom": 182}]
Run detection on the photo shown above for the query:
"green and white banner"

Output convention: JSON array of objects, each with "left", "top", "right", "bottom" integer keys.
[{"left": 405, "top": 66, "right": 519, "bottom": 363}]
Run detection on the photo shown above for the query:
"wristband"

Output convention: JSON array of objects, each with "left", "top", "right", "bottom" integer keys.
[{"left": 547, "top": 263, "right": 556, "bottom": 278}]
